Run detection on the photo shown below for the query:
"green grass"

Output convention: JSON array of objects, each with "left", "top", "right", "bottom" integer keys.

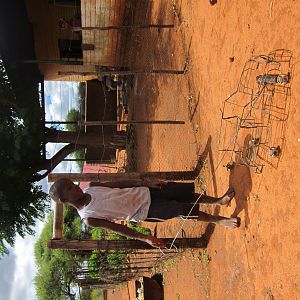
[
  {"left": 91, "top": 289, "right": 104, "bottom": 300},
  {"left": 127, "top": 222, "right": 151, "bottom": 235},
  {"left": 199, "top": 250, "right": 211, "bottom": 266}
]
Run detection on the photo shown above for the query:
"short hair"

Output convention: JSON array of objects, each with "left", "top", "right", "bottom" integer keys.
[{"left": 49, "top": 178, "right": 70, "bottom": 202}]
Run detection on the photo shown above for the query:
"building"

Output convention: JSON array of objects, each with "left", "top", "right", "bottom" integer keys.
[
  {"left": 25, "top": 0, "right": 131, "bottom": 81},
  {"left": 0, "top": 0, "right": 128, "bottom": 167}
]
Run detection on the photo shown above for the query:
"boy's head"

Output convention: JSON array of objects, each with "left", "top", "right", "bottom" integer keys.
[{"left": 49, "top": 178, "right": 84, "bottom": 204}]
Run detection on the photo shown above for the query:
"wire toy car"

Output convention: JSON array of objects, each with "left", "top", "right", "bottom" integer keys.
[{"left": 218, "top": 49, "right": 292, "bottom": 173}]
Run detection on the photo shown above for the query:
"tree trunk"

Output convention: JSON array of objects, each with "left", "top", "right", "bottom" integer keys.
[
  {"left": 32, "top": 143, "right": 85, "bottom": 181},
  {"left": 31, "top": 129, "right": 127, "bottom": 181},
  {"left": 45, "top": 128, "right": 127, "bottom": 149}
]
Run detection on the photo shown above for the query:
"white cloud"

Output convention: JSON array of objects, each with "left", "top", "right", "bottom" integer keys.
[
  {"left": 44, "top": 81, "right": 79, "bottom": 124},
  {"left": 0, "top": 227, "right": 46, "bottom": 300},
  {"left": 0, "top": 246, "right": 16, "bottom": 300},
  {"left": 10, "top": 235, "right": 38, "bottom": 300}
]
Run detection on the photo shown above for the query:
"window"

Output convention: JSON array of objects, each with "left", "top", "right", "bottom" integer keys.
[{"left": 58, "top": 39, "right": 83, "bottom": 59}]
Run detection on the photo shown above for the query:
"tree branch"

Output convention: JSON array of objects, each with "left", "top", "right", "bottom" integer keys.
[
  {"left": 32, "top": 143, "right": 85, "bottom": 181},
  {"left": 0, "top": 98, "right": 21, "bottom": 112},
  {"left": 45, "top": 127, "right": 126, "bottom": 149}
]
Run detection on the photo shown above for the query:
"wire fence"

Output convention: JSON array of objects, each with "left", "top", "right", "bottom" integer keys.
[{"left": 73, "top": 248, "right": 179, "bottom": 290}]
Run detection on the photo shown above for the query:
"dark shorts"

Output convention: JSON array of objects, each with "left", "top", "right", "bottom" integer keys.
[{"left": 145, "top": 182, "right": 199, "bottom": 222}]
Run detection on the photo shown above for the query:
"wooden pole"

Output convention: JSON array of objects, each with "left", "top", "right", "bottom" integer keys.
[
  {"left": 23, "top": 59, "right": 83, "bottom": 65},
  {"left": 58, "top": 71, "right": 96, "bottom": 77},
  {"left": 45, "top": 121, "right": 78, "bottom": 125},
  {"left": 58, "top": 68, "right": 186, "bottom": 76},
  {"left": 74, "top": 278, "right": 114, "bottom": 286},
  {"left": 97, "top": 69, "right": 185, "bottom": 76},
  {"left": 81, "top": 120, "right": 185, "bottom": 126},
  {"left": 72, "top": 24, "right": 174, "bottom": 31},
  {"left": 53, "top": 203, "right": 63, "bottom": 239},
  {"left": 48, "top": 171, "right": 196, "bottom": 182},
  {"left": 48, "top": 238, "right": 207, "bottom": 250}
]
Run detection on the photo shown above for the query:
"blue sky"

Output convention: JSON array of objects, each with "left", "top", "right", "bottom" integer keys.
[{"left": 0, "top": 81, "right": 81, "bottom": 300}]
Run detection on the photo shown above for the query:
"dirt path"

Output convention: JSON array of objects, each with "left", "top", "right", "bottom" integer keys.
[{"left": 108, "top": 1, "right": 300, "bottom": 299}]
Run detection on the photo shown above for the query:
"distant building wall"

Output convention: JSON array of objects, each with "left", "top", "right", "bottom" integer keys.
[
  {"left": 26, "top": 0, "right": 128, "bottom": 81},
  {"left": 79, "top": 162, "right": 116, "bottom": 190},
  {"left": 81, "top": 0, "right": 125, "bottom": 66}
]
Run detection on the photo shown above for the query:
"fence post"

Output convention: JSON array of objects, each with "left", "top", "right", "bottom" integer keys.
[
  {"left": 48, "top": 238, "right": 207, "bottom": 250},
  {"left": 48, "top": 171, "right": 196, "bottom": 182}
]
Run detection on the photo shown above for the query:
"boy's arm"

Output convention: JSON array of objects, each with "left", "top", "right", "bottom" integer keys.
[
  {"left": 84, "top": 217, "right": 166, "bottom": 248},
  {"left": 90, "top": 179, "right": 166, "bottom": 189}
]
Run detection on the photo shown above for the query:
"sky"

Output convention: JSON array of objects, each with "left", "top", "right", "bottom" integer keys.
[{"left": 0, "top": 81, "right": 81, "bottom": 300}]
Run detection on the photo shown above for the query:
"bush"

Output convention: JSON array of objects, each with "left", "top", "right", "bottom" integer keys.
[
  {"left": 87, "top": 223, "right": 151, "bottom": 279},
  {"left": 91, "top": 289, "right": 104, "bottom": 300}
]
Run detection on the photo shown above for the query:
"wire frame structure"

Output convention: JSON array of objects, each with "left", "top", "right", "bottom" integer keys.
[{"left": 219, "top": 49, "right": 292, "bottom": 173}]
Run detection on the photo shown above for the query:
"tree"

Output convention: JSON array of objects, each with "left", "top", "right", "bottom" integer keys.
[
  {"left": 65, "top": 108, "right": 81, "bottom": 132},
  {"left": 34, "top": 209, "right": 84, "bottom": 300},
  {"left": 0, "top": 58, "right": 50, "bottom": 256},
  {"left": 32, "top": 127, "right": 126, "bottom": 181},
  {"left": 0, "top": 57, "right": 125, "bottom": 256},
  {"left": 65, "top": 108, "right": 85, "bottom": 170}
]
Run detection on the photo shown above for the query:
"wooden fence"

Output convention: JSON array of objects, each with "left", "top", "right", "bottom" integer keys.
[{"left": 81, "top": 0, "right": 127, "bottom": 66}]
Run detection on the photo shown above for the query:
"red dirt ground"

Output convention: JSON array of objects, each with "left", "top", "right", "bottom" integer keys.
[{"left": 107, "top": 1, "right": 300, "bottom": 299}]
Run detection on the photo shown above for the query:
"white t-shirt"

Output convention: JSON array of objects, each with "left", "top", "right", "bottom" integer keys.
[{"left": 78, "top": 186, "right": 151, "bottom": 222}]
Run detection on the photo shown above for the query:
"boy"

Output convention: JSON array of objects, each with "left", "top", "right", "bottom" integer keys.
[{"left": 49, "top": 178, "right": 238, "bottom": 248}]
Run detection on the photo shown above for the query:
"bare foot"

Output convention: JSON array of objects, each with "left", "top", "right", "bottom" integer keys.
[
  {"left": 218, "top": 187, "right": 235, "bottom": 206},
  {"left": 218, "top": 217, "right": 240, "bottom": 228}
]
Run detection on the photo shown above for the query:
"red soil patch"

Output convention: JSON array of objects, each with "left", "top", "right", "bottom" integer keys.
[{"left": 107, "top": 1, "right": 300, "bottom": 299}]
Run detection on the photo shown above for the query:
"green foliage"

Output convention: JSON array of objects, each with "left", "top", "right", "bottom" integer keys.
[
  {"left": 74, "top": 148, "right": 85, "bottom": 171},
  {"left": 79, "top": 289, "right": 91, "bottom": 300},
  {"left": 65, "top": 108, "right": 81, "bottom": 132},
  {"left": 77, "top": 82, "right": 86, "bottom": 111},
  {"left": 65, "top": 108, "right": 85, "bottom": 171},
  {"left": 128, "top": 222, "right": 151, "bottom": 236},
  {"left": 107, "top": 250, "right": 127, "bottom": 269},
  {"left": 34, "top": 210, "right": 152, "bottom": 297},
  {"left": 91, "top": 289, "right": 104, "bottom": 300},
  {"left": 0, "top": 58, "right": 49, "bottom": 257},
  {"left": 90, "top": 222, "right": 151, "bottom": 240},
  {"left": 63, "top": 205, "right": 90, "bottom": 240},
  {"left": 199, "top": 250, "right": 211, "bottom": 266},
  {"left": 87, "top": 249, "right": 127, "bottom": 279},
  {"left": 34, "top": 211, "right": 83, "bottom": 300},
  {"left": 34, "top": 214, "right": 54, "bottom": 267},
  {"left": 88, "top": 227, "right": 128, "bottom": 278},
  {"left": 91, "top": 227, "right": 106, "bottom": 240},
  {"left": 87, "top": 224, "right": 150, "bottom": 279},
  {"left": 34, "top": 253, "right": 76, "bottom": 300}
]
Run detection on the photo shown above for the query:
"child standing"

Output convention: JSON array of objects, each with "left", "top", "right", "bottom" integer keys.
[{"left": 49, "top": 178, "right": 238, "bottom": 248}]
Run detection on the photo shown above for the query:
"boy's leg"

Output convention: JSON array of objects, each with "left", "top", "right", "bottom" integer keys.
[
  {"left": 195, "top": 187, "right": 235, "bottom": 205},
  {"left": 146, "top": 198, "right": 199, "bottom": 222},
  {"left": 150, "top": 183, "right": 235, "bottom": 205},
  {"left": 149, "top": 182, "right": 195, "bottom": 203},
  {"left": 146, "top": 197, "right": 239, "bottom": 228},
  {"left": 197, "top": 211, "right": 239, "bottom": 228}
]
